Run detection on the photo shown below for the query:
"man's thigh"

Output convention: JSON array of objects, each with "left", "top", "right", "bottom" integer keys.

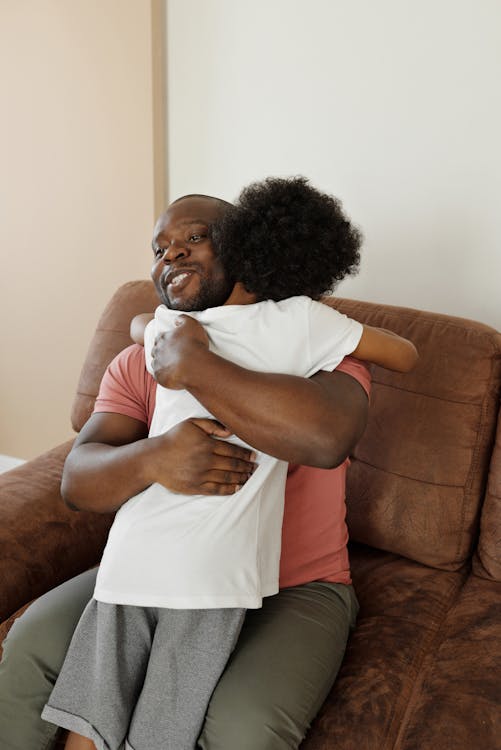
[
  {"left": 198, "top": 581, "right": 359, "bottom": 750},
  {"left": 0, "top": 568, "right": 97, "bottom": 750}
]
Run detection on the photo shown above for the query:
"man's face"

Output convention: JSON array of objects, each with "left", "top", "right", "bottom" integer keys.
[{"left": 151, "top": 197, "right": 234, "bottom": 312}]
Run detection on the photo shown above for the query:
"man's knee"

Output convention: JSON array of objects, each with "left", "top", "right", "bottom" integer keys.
[
  {"left": 1, "top": 569, "right": 98, "bottom": 696},
  {"left": 0, "top": 571, "right": 97, "bottom": 750},
  {"left": 0, "top": 597, "right": 71, "bottom": 697},
  {"left": 199, "top": 681, "right": 306, "bottom": 750},
  {"left": 2, "top": 611, "right": 37, "bottom": 664},
  {"left": 199, "top": 674, "right": 309, "bottom": 750},
  {"left": 0, "top": 609, "right": 62, "bottom": 750},
  {"left": 3, "top": 568, "right": 97, "bottom": 669}
]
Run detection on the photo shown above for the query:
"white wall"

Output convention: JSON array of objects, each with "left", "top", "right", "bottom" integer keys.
[
  {"left": 0, "top": 2, "right": 156, "bottom": 458},
  {"left": 166, "top": 0, "right": 501, "bottom": 330}
]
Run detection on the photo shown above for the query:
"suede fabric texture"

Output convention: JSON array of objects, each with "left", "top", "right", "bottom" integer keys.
[
  {"left": 473, "top": 406, "right": 501, "bottom": 580},
  {"left": 1, "top": 280, "right": 500, "bottom": 750},
  {"left": 329, "top": 298, "right": 501, "bottom": 570},
  {"left": 71, "top": 280, "right": 159, "bottom": 433},
  {"left": 301, "top": 542, "right": 469, "bottom": 750},
  {"left": 0, "top": 441, "right": 112, "bottom": 624},
  {"left": 397, "top": 574, "right": 501, "bottom": 749},
  {"left": 301, "top": 546, "right": 501, "bottom": 750}
]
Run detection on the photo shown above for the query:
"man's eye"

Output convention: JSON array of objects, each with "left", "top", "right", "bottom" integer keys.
[
  {"left": 189, "top": 234, "right": 206, "bottom": 242},
  {"left": 153, "top": 247, "right": 164, "bottom": 258}
]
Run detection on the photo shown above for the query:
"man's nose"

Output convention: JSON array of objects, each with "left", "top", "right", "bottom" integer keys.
[{"left": 162, "top": 240, "right": 188, "bottom": 263}]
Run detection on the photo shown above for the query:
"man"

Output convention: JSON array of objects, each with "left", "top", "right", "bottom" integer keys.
[{"left": 0, "top": 194, "right": 369, "bottom": 750}]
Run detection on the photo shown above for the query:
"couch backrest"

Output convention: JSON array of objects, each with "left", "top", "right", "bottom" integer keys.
[
  {"left": 71, "top": 280, "right": 159, "bottom": 431},
  {"left": 473, "top": 404, "right": 501, "bottom": 580},
  {"left": 72, "top": 282, "right": 501, "bottom": 572},
  {"left": 330, "top": 298, "right": 501, "bottom": 571}
]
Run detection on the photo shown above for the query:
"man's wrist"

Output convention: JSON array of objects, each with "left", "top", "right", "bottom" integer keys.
[
  {"left": 176, "top": 343, "right": 216, "bottom": 390},
  {"left": 134, "top": 433, "right": 168, "bottom": 487},
  {"left": 153, "top": 340, "right": 212, "bottom": 390}
]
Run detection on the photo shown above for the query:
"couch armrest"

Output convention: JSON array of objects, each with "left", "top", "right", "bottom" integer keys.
[{"left": 0, "top": 441, "right": 113, "bottom": 621}]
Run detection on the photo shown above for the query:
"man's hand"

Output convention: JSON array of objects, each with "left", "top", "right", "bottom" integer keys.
[
  {"left": 152, "top": 315, "right": 209, "bottom": 389},
  {"left": 62, "top": 412, "right": 257, "bottom": 513},
  {"left": 148, "top": 418, "right": 256, "bottom": 495}
]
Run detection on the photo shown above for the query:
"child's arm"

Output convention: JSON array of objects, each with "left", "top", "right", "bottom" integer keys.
[
  {"left": 352, "top": 325, "right": 418, "bottom": 372},
  {"left": 130, "top": 313, "right": 154, "bottom": 345}
]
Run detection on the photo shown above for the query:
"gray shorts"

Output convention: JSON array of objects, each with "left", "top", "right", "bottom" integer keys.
[{"left": 41, "top": 599, "right": 245, "bottom": 750}]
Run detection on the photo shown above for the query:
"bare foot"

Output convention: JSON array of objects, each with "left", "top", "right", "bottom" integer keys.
[{"left": 64, "top": 731, "right": 97, "bottom": 750}]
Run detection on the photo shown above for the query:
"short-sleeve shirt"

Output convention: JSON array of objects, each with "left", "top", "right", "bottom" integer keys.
[{"left": 94, "top": 299, "right": 371, "bottom": 597}]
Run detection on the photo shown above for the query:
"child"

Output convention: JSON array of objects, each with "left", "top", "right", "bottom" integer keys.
[{"left": 43, "top": 177, "right": 417, "bottom": 750}]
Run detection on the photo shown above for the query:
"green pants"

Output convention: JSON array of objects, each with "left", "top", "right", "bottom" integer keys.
[{"left": 0, "top": 568, "right": 358, "bottom": 750}]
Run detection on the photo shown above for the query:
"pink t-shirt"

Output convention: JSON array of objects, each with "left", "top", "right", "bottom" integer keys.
[{"left": 94, "top": 344, "right": 370, "bottom": 588}]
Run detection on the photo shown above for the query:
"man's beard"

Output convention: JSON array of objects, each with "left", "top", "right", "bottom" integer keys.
[{"left": 159, "top": 274, "right": 235, "bottom": 312}]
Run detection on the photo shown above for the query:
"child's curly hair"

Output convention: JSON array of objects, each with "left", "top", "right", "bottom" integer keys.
[{"left": 211, "top": 176, "right": 362, "bottom": 302}]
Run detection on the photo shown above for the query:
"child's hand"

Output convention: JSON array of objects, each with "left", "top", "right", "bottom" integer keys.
[
  {"left": 151, "top": 314, "right": 210, "bottom": 389},
  {"left": 130, "top": 313, "right": 154, "bottom": 345}
]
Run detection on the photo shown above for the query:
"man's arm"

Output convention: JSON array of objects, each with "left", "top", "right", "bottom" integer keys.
[
  {"left": 151, "top": 316, "right": 369, "bottom": 469},
  {"left": 167, "top": 358, "right": 367, "bottom": 468},
  {"left": 63, "top": 368, "right": 367, "bottom": 514},
  {"left": 62, "top": 413, "right": 257, "bottom": 513},
  {"left": 64, "top": 315, "right": 369, "bottom": 513}
]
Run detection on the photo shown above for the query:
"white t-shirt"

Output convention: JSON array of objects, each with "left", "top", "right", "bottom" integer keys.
[{"left": 94, "top": 296, "right": 363, "bottom": 609}]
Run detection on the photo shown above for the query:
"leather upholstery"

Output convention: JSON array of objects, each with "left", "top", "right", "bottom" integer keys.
[
  {"left": 71, "top": 280, "right": 158, "bottom": 432},
  {"left": 328, "top": 298, "right": 501, "bottom": 571},
  {"left": 473, "top": 407, "right": 501, "bottom": 580},
  {"left": 0, "top": 441, "right": 112, "bottom": 623}
]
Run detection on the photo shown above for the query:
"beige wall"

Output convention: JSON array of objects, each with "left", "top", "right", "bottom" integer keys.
[{"left": 0, "top": 2, "right": 160, "bottom": 458}]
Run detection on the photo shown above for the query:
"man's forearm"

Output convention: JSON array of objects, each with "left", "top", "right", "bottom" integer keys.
[
  {"left": 62, "top": 439, "right": 154, "bottom": 513},
  {"left": 178, "top": 349, "right": 368, "bottom": 467},
  {"left": 62, "top": 413, "right": 258, "bottom": 513}
]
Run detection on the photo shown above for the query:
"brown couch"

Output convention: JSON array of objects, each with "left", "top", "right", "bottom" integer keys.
[{"left": 1, "top": 280, "right": 500, "bottom": 749}]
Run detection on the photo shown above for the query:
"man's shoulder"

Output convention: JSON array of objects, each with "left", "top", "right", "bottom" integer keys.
[
  {"left": 336, "top": 356, "right": 371, "bottom": 396},
  {"left": 111, "top": 343, "right": 147, "bottom": 375},
  {"left": 94, "top": 344, "right": 156, "bottom": 425}
]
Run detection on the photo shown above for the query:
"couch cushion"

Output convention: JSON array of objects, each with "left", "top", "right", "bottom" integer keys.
[
  {"left": 71, "top": 280, "right": 159, "bottom": 432},
  {"left": 301, "top": 542, "right": 469, "bottom": 750},
  {"left": 328, "top": 299, "right": 501, "bottom": 570},
  {"left": 473, "top": 404, "right": 501, "bottom": 580},
  {"left": 0, "top": 442, "right": 112, "bottom": 621},
  {"left": 395, "top": 574, "right": 501, "bottom": 750}
]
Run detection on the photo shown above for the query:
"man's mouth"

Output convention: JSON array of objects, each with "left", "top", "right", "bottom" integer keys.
[
  {"left": 169, "top": 272, "right": 191, "bottom": 289},
  {"left": 163, "top": 269, "right": 196, "bottom": 294}
]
